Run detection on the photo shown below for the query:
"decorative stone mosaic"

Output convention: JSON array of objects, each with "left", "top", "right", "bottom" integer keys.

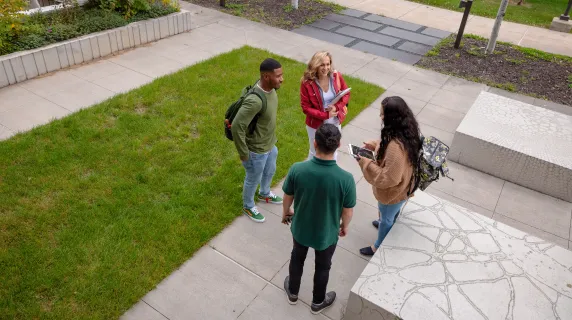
[
  {"left": 345, "top": 191, "right": 572, "bottom": 320},
  {"left": 450, "top": 92, "right": 572, "bottom": 202}
]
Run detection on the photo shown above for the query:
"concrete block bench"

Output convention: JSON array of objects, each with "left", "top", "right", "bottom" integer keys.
[
  {"left": 345, "top": 191, "right": 572, "bottom": 320},
  {"left": 449, "top": 92, "right": 572, "bottom": 202}
]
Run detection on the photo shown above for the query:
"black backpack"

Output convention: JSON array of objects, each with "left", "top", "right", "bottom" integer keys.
[{"left": 224, "top": 83, "right": 267, "bottom": 141}]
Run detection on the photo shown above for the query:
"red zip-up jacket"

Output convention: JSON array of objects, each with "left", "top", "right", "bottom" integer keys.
[{"left": 300, "top": 71, "right": 351, "bottom": 129}]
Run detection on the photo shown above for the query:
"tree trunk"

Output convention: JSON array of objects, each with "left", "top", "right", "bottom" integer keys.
[
  {"left": 486, "top": 0, "right": 510, "bottom": 54},
  {"left": 292, "top": 0, "right": 298, "bottom": 9},
  {"left": 29, "top": 0, "right": 41, "bottom": 9}
]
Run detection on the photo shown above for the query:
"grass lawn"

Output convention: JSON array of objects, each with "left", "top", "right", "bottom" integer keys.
[
  {"left": 409, "top": 0, "right": 563, "bottom": 28},
  {"left": 0, "top": 46, "right": 383, "bottom": 319}
]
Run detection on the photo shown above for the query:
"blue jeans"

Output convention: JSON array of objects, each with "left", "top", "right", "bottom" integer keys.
[
  {"left": 242, "top": 146, "right": 278, "bottom": 209},
  {"left": 374, "top": 200, "right": 406, "bottom": 248}
]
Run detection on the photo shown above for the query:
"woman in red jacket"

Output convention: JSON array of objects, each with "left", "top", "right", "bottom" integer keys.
[{"left": 300, "top": 51, "right": 351, "bottom": 160}]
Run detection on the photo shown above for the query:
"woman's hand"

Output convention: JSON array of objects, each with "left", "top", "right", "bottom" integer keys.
[
  {"left": 326, "top": 105, "right": 338, "bottom": 118},
  {"left": 362, "top": 142, "right": 376, "bottom": 151}
]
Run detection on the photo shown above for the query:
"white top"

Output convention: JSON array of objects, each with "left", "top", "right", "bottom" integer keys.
[{"left": 317, "top": 78, "right": 340, "bottom": 126}]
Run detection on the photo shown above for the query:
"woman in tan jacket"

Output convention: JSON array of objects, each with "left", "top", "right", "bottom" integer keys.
[{"left": 356, "top": 96, "right": 421, "bottom": 256}]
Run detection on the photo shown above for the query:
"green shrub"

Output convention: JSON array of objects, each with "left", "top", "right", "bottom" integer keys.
[
  {"left": 0, "top": 1, "right": 177, "bottom": 56},
  {"left": 75, "top": 9, "right": 127, "bottom": 33}
]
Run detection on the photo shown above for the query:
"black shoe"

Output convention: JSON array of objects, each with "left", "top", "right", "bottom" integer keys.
[
  {"left": 372, "top": 220, "right": 379, "bottom": 229},
  {"left": 360, "top": 246, "right": 376, "bottom": 256},
  {"left": 311, "top": 291, "right": 336, "bottom": 314},
  {"left": 284, "top": 276, "right": 298, "bottom": 305}
]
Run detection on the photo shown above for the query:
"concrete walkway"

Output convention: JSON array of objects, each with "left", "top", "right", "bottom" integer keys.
[
  {"left": 327, "top": 0, "right": 572, "bottom": 57},
  {"left": 0, "top": 2, "right": 571, "bottom": 319},
  {"left": 294, "top": 9, "right": 452, "bottom": 64}
]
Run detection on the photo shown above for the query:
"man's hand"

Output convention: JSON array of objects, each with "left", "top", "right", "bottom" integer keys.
[
  {"left": 240, "top": 156, "right": 249, "bottom": 162},
  {"left": 339, "top": 224, "right": 348, "bottom": 237},
  {"left": 282, "top": 207, "right": 294, "bottom": 225}
]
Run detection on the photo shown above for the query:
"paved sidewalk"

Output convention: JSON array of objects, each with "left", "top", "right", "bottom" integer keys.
[
  {"left": 1, "top": 2, "right": 571, "bottom": 319},
  {"left": 327, "top": 0, "right": 572, "bottom": 57},
  {"left": 294, "top": 9, "right": 451, "bottom": 64}
]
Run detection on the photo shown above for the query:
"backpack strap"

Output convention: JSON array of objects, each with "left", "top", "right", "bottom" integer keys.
[{"left": 245, "top": 87, "right": 267, "bottom": 134}]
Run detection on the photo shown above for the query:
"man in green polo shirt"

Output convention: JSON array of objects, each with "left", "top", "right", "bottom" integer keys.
[{"left": 281, "top": 123, "right": 356, "bottom": 315}]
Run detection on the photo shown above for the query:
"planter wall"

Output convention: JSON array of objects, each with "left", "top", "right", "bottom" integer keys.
[{"left": 0, "top": 10, "right": 191, "bottom": 88}]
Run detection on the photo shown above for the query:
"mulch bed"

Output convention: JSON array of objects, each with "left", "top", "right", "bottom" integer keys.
[
  {"left": 416, "top": 36, "right": 572, "bottom": 106},
  {"left": 186, "top": 0, "right": 342, "bottom": 30}
]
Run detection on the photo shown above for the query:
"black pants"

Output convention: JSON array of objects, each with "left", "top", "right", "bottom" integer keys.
[{"left": 288, "top": 238, "right": 337, "bottom": 304}]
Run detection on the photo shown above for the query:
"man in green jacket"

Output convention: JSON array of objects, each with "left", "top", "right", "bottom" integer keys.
[{"left": 231, "top": 58, "right": 284, "bottom": 223}]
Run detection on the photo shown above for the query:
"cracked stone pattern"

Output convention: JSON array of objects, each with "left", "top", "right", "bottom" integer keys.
[
  {"left": 345, "top": 191, "right": 572, "bottom": 320},
  {"left": 450, "top": 92, "right": 572, "bottom": 202}
]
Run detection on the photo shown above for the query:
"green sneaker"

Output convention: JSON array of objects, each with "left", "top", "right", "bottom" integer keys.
[
  {"left": 243, "top": 207, "right": 265, "bottom": 223},
  {"left": 257, "top": 192, "right": 283, "bottom": 204}
]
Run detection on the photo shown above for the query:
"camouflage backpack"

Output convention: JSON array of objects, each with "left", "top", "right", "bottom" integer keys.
[{"left": 409, "top": 135, "right": 454, "bottom": 195}]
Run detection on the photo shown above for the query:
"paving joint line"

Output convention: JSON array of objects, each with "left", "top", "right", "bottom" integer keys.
[
  {"left": 493, "top": 180, "right": 506, "bottom": 214},
  {"left": 518, "top": 27, "right": 529, "bottom": 46},
  {"left": 210, "top": 247, "right": 336, "bottom": 318},
  {"left": 141, "top": 299, "right": 171, "bottom": 320},
  {"left": 431, "top": 178, "right": 568, "bottom": 244}
]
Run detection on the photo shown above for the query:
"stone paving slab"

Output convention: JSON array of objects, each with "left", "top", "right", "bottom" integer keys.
[
  {"left": 398, "top": 41, "right": 432, "bottom": 55},
  {"left": 309, "top": 19, "right": 341, "bottom": 31},
  {"left": 351, "top": 41, "right": 422, "bottom": 64},
  {"left": 324, "top": 13, "right": 381, "bottom": 31},
  {"left": 293, "top": 26, "right": 356, "bottom": 46},
  {"left": 341, "top": 8, "right": 369, "bottom": 18},
  {"left": 364, "top": 14, "right": 424, "bottom": 32},
  {"left": 292, "top": 9, "right": 449, "bottom": 65},
  {"left": 209, "top": 207, "right": 292, "bottom": 281},
  {"left": 380, "top": 26, "right": 440, "bottom": 46},
  {"left": 237, "top": 284, "right": 330, "bottom": 320},
  {"left": 139, "top": 246, "right": 267, "bottom": 320},
  {"left": 422, "top": 27, "right": 452, "bottom": 38},
  {"left": 336, "top": 26, "right": 400, "bottom": 46}
]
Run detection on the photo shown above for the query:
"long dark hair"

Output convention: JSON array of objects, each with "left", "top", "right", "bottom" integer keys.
[{"left": 377, "top": 96, "right": 421, "bottom": 168}]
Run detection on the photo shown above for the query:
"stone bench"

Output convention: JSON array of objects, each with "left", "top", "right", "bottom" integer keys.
[
  {"left": 345, "top": 191, "right": 572, "bottom": 320},
  {"left": 448, "top": 92, "right": 572, "bottom": 202}
]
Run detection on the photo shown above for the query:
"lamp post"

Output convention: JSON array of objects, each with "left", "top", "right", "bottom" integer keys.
[
  {"left": 454, "top": 0, "right": 473, "bottom": 49},
  {"left": 560, "top": 0, "right": 572, "bottom": 21}
]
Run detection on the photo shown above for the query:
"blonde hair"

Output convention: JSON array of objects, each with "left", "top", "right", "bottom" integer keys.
[{"left": 302, "top": 51, "right": 334, "bottom": 82}]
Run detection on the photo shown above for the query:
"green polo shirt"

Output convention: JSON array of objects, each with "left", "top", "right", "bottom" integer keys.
[{"left": 282, "top": 157, "right": 357, "bottom": 251}]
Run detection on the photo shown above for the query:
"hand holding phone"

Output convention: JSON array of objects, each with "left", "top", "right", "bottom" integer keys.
[{"left": 348, "top": 144, "right": 375, "bottom": 160}]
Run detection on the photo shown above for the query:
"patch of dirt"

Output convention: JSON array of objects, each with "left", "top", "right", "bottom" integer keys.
[
  {"left": 417, "top": 36, "right": 572, "bottom": 106},
  {"left": 186, "top": 0, "right": 343, "bottom": 30},
  {"left": 509, "top": 0, "right": 532, "bottom": 8}
]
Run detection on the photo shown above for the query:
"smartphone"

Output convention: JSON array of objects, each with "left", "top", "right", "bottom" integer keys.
[{"left": 348, "top": 144, "right": 375, "bottom": 160}]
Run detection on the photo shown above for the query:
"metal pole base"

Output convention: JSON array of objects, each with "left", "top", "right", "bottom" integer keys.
[{"left": 560, "top": 14, "right": 570, "bottom": 21}]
